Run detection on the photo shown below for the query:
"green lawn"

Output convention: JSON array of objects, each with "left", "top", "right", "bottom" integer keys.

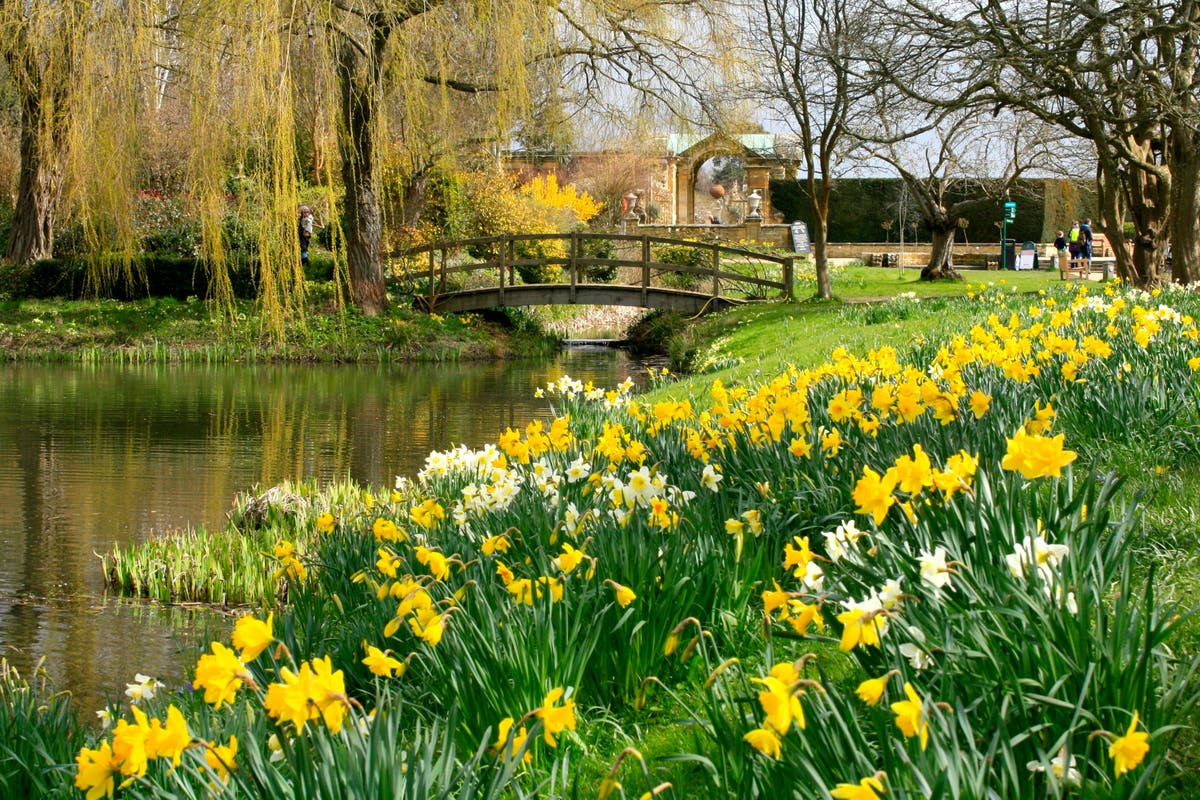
[{"left": 814, "top": 264, "right": 1064, "bottom": 300}]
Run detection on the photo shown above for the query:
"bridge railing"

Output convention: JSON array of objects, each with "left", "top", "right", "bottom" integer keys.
[{"left": 391, "top": 233, "right": 795, "bottom": 307}]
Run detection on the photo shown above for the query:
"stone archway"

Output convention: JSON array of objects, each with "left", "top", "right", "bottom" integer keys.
[{"left": 666, "top": 132, "right": 795, "bottom": 225}]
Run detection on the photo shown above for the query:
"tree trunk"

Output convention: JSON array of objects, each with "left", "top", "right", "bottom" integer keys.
[
  {"left": 5, "top": 81, "right": 62, "bottom": 264},
  {"left": 334, "top": 35, "right": 388, "bottom": 316},
  {"left": 812, "top": 202, "right": 831, "bottom": 300},
  {"left": 1104, "top": 147, "right": 1166, "bottom": 288},
  {"left": 919, "top": 224, "right": 962, "bottom": 281},
  {"left": 1167, "top": 134, "right": 1200, "bottom": 284}
]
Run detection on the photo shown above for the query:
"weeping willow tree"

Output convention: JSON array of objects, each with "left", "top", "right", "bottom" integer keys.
[
  {"left": 0, "top": 0, "right": 727, "bottom": 329},
  {"left": 0, "top": 0, "right": 85, "bottom": 265}
]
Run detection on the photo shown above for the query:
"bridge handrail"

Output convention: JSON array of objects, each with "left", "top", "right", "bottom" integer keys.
[
  {"left": 393, "top": 232, "right": 795, "bottom": 308},
  {"left": 392, "top": 232, "right": 795, "bottom": 266}
]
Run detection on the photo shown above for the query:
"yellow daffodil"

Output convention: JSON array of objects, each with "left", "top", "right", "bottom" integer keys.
[
  {"left": 145, "top": 705, "right": 191, "bottom": 768},
  {"left": 204, "top": 736, "right": 237, "bottom": 783},
  {"left": 536, "top": 688, "right": 577, "bottom": 747},
  {"left": 1109, "top": 710, "right": 1150, "bottom": 778},
  {"left": 607, "top": 580, "right": 636, "bottom": 608},
  {"left": 852, "top": 465, "right": 897, "bottom": 525},
  {"left": 831, "top": 774, "right": 886, "bottom": 800},
  {"left": 362, "top": 644, "right": 405, "bottom": 678},
  {"left": 193, "top": 642, "right": 249, "bottom": 709},
  {"left": 74, "top": 740, "right": 120, "bottom": 800},
  {"left": 742, "top": 726, "right": 782, "bottom": 758},
  {"left": 231, "top": 612, "right": 274, "bottom": 663},
  {"left": 890, "top": 682, "right": 929, "bottom": 750},
  {"left": 1001, "top": 429, "right": 1077, "bottom": 479},
  {"left": 555, "top": 543, "right": 585, "bottom": 574},
  {"left": 492, "top": 717, "right": 532, "bottom": 763},
  {"left": 855, "top": 671, "right": 897, "bottom": 706}
]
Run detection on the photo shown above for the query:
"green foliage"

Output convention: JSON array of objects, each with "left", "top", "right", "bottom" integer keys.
[
  {"left": 0, "top": 663, "right": 87, "bottom": 799},
  {"left": 582, "top": 238, "right": 618, "bottom": 283},
  {"left": 654, "top": 243, "right": 706, "bottom": 291},
  {"left": 626, "top": 309, "right": 688, "bottom": 355},
  {"left": 0, "top": 255, "right": 259, "bottom": 300},
  {"left": 421, "top": 168, "right": 472, "bottom": 243}
]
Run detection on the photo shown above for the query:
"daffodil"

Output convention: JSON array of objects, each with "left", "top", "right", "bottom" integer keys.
[
  {"left": 362, "top": 644, "right": 405, "bottom": 678},
  {"left": 492, "top": 717, "right": 532, "bottom": 763},
  {"left": 837, "top": 599, "right": 887, "bottom": 651},
  {"left": 831, "top": 774, "right": 886, "bottom": 800},
  {"left": 608, "top": 581, "right": 636, "bottom": 608},
  {"left": 231, "top": 612, "right": 274, "bottom": 662},
  {"left": 852, "top": 465, "right": 896, "bottom": 525},
  {"left": 536, "top": 687, "right": 577, "bottom": 746},
  {"left": 855, "top": 671, "right": 895, "bottom": 706},
  {"left": 193, "top": 642, "right": 249, "bottom": 708},
  {"left": 204, "top": 736, "right": 238, "bottom": 783},
  {"left": 74, "top": 740, "right": 120, "bottom": 800},
  {"left": 742, "top": 726, "right": 782, "bottom": 758},
  {"left": 1001, "top": 428, "right": 1077, "bottom": 479},
  {"left": 555, "top": 543, "right": 585, "bottom": 574},
  {"left": 146, "top": 705, "right": 191, "bottom": 768},
  {"left": 1109, "top": 710, "right": 1150, "bottom": 778},
  {"left": 890, "top": 682, "right": 929, "bottom": 750}
]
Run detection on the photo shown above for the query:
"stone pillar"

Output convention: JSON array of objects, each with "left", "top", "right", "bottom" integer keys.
[
  {"left": 746, "top": 166, "right": 771, "bottom": 223},
  {"left": 675, "top": 164, "right": 692, "bottom": 225}
]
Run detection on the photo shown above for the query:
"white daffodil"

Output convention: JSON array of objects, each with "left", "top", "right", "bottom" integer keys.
[{"left": 919, "top": 546, "right": 953, "bottom": 591}]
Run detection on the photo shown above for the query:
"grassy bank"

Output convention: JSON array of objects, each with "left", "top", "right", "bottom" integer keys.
[
  {"left": 0, "top": 265, "right": 1066, "bottom": 362},
  {"left": 0, "top": 286, "right": 558, "bottom": 363}
]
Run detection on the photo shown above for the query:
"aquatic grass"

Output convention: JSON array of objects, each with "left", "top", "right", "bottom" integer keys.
[{"left": 101, "top": 480, "right": 368, "bottom": 605}]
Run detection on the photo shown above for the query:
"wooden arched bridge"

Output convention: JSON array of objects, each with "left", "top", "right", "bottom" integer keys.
[{"left": 393, "top": 233, "right": 796, "bottom": 315}]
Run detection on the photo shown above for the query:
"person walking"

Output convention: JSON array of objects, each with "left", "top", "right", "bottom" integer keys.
[
  {"left": 1079, "top": 218, "right": 1094, "bottom": 271},
  {"left": 1054, "top": 229, "right": 1068, "bottom": 274},
  {"left": 298, "top": 205, "right": 313, "bottom": 267}
]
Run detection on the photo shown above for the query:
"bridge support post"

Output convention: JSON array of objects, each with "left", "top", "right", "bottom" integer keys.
[
  {"left": 569, "top": 231, "right": 578, "bottom": 303},
  {"left": 498, "top": 237, "right": 507, "bottom": 305},
  {"left": 711, "top": 248, "right": 720, "bottom": 299},
  {"left": 641, "top": 235, "right": 650, "bottom": 307}
]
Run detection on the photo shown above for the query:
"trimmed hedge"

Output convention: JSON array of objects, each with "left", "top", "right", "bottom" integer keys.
[
  {"left": 769, "top": 177, "right": 1093, "bottom": 244},
  {"left": 0, "top": 255, "right": 342, "bottom": 301},
  {"left": 0, "top": 256, "right": 257, "bottom": 300}
]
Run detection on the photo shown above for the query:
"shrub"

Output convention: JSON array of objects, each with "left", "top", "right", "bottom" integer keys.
[
  {"left": 625, "top": 309, "right": 686, "bottom": 355},
  {"left": 581, "top": 238, "right": 618, "bottom": 283},
  {"left": 654, "top": 242, "right": 706, "bottom": 291},
  {"left": 0, "top": 256, "right": 258, "bottom": 300}
]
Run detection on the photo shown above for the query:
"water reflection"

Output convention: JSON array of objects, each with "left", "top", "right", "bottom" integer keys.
[{"left": 0, "top": 348, "right": 638, "bottom": 711}]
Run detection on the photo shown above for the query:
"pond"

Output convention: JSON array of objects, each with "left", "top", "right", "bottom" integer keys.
[{"left": 0, "top": 347, "right": 643, "bottom": 714}]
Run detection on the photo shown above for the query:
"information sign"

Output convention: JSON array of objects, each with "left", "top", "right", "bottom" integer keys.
[{"left": 790, "top": 221, "right": 811, "bottom": 254}]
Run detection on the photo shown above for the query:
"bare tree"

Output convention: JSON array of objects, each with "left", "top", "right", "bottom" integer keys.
[
  {"left": 857, "top": 99, "right": 1058, "bottom": 279},
  {"left": 742, "top": 0, "right": 874, "bottom": 299},
  {"left": 875, "top": 0, "right": 1198, "bottom": 287}
]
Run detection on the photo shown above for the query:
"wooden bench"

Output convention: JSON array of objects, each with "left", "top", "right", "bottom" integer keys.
[{"left": 1060, "top": 253, "right": 1091, "bottom": 280}]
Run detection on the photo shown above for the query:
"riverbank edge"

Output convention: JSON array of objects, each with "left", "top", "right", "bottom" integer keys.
[{"left": 0, "top": 296, "right": 565, "bottom": 364}]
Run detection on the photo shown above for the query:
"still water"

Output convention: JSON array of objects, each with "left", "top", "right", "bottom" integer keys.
[{"left": 0, "top": 348, "right": 640, "bottom": 713}]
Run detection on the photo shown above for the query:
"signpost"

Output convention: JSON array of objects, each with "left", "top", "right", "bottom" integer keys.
[
  {"left": 1001, "top": 201, "right": 1016, "bottom": 269},
  {"left": 791, "top": 221, "right": 811, "bottom": 255}
]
